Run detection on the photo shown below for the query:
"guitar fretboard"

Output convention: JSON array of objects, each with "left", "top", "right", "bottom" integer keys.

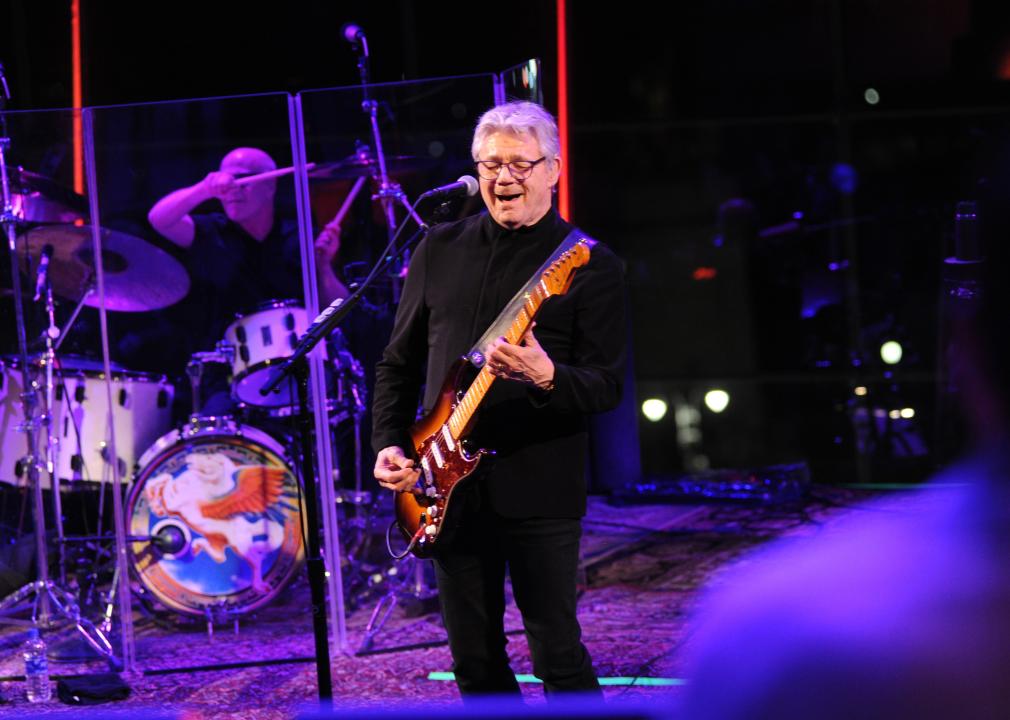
[{"left": 447, "top": 280, "right": 549, "bottom": 440}]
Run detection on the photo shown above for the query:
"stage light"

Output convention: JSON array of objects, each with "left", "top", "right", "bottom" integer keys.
[
  {"left": 854, "top": 386, "right": 868, "bottom": 396},
  {"left": 830, "top": 163, "right": 859, "bottom": 195},
  {"left": 889, "top": 409, "right": 901, "bottom": 420},
  {"left": 864, "top": 87, "right": 880, "bottom": 105},
  {"left": 704, "top": 389, "right": 730, "bottom": 413},
  {"left": 880, "top": 341, "right": 903, "bottom": 365},
  {"left": 900, "top": 407, "right": 915, "bottom": 419},
  {"left": 641, "top": 398, "right": 668, "bottom": 422}
]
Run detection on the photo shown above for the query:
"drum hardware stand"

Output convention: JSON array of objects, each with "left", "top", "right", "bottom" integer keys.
[
  {"left": 356, "top": 554, "right": 438, "bottom": 654},
  {"left": 39, "top": 254, "right": 68, "bottom": 585},
  {"left": 53, "top": 275, "right": 95, "bottom": 353},
  {"left": 0, "top": 106, "right": 121, "bottom": 670},
  {"left": 203, "top": 601, "right": 241, "bottom": 640},
  {"left": 345, "top": 24, "right": 422, "bottom": 303},
  {"left": 185, "top": 343, "right": 234, "bottom": 415}
]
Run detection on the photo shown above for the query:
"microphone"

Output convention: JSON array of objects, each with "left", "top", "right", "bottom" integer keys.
[
  {"left": 151, "top": 524, "right": 188, "bottom": 555},
  {"left": 342, "top": 22, "right": 365, "bottom": 44},
  {"left": 418, "top": 175, "right": 479, "bottom": 202},
  {"left": 34, "top": 244, "right": 54, "bottom": 301}
]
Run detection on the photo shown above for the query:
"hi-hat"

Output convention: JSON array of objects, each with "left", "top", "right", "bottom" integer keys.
[
  {"left": 10, "top": 168, "right": 88, "bottom": 225},
  {"left": 20, "top": 225, "right": 190, "bottom": 312}
]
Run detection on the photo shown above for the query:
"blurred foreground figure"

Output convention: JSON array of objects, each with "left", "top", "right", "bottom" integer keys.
[{"left": 679, "top": 147, "right": 1010, "bottom": 720}]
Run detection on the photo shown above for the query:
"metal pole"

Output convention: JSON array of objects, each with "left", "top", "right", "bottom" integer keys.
[
  {"left": 82, "top": 108, "right": 136, "bottom": 673},
  {"left": 0, "top": 130, "right": 51, "bottom": 625}
]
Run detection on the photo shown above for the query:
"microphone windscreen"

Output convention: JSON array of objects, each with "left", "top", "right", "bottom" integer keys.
[
  {"left": 342, "top": 23, "right": 364, "bottom": 43},
  {"left": 457, "top": 175, "right": 479, "bottom": 197}
]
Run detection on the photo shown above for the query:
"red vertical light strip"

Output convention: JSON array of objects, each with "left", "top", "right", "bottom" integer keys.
[
  {"left": 556, "top": 0, "right": 570, "bottom": 220},
  {"left": 72, "top": 0, "right": 83, "bottom": 195}
]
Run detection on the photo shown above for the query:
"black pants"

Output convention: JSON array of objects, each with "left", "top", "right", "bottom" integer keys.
[{"left": 433, "top": 491, "right": 600, "bottom": 698}]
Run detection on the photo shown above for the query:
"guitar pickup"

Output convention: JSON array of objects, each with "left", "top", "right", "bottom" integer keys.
[{"left": 441, "top": 425, "right": 456, "bottom": 452}]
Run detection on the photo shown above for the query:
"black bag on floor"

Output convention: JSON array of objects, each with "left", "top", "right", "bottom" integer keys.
[{"left": 56, "top": 672, "right": 131, "bottom": 705}]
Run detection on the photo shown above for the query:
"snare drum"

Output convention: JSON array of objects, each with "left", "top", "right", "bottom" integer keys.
[
  {"left": 222, "top": 299, "right": 325, "bottom": 409},
  {"left": 126, "top": 416, "right": 304, "bottom": 617},
  {"left": 0, "top": 355, "right": 175, "bottom": 487}
]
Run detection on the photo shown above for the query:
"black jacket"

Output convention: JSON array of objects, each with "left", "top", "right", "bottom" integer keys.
[{"left": 371, "top": 208, "right": 626, "bottom": 518}]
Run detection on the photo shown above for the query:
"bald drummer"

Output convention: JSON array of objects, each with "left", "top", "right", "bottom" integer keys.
[
  {"left": 149, "top": 147, "right": 347, "bottom": 307},
  {"left": 147, "top": 147, "right": 349, "bottom": 415}
]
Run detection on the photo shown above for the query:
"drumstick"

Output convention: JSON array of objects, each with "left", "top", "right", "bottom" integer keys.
[
  {"left": 322, "top": 175, "right": 367, "bottom": 232},
  {"left": 234, "top": 162, "right": 317, "bottom": 186}
]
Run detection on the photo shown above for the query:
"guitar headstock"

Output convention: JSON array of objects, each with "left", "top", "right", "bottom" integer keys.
[{"left": 541, "top": 240, "right": 592, "bottom": 296}]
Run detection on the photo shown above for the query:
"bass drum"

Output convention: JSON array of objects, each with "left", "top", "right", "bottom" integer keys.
[{"left": 126, "top": 417, "right": 305, "bottom": 617}]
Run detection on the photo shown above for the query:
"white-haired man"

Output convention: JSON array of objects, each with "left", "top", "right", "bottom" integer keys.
[{"left": 372, "top": 101, "right": 626, "bottom": 698}]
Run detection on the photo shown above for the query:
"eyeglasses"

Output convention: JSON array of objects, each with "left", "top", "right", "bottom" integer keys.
[{"left": 474, "top": 157, "right": 546, "bottom": 181}]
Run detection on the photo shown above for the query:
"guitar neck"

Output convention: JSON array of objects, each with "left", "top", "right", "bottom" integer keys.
[{"left": 446, "top": 281, "right": 549, "bottom": 440}]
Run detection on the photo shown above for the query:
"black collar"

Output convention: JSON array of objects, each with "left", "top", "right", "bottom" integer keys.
[{"left": 482, "top": 207, "right": 561, "bottom": 242}]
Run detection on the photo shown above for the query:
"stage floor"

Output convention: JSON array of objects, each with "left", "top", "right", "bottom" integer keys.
[{"left": 0, "top": 485, "right": 923, "bottom": 718}]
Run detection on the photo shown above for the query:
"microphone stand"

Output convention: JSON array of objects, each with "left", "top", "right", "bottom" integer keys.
[{"left": 257, "top": 200, "right": 428, "bottom": 698}]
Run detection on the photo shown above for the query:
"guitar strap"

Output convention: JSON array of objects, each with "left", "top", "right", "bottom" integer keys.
[{"left": 465, "top": 226, "right": 596, "bottom": 368}]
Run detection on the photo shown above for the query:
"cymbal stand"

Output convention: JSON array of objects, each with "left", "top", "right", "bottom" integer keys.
[
  {"left": 347, "top": 25, "right": 426, "bottom": 302},
  {"left": 0, "top": 94, "right": 119, "bottom": 669},
  {"left": 54, "top": 276, "right": 94, "bottom": 352},
  {"left": 40, "top": 264, "right": 68, "bottom": 585}
]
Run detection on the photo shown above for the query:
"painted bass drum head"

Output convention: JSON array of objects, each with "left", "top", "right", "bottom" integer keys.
[{"left": 127, "top": 421, "right": 304, "bottom": 617}]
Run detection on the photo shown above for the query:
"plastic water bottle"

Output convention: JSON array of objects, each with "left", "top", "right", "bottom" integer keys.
[{"left": 22, "top": 628, "right": 51, "bottom": 703}]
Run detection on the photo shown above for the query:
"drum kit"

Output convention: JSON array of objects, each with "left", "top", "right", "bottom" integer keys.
[
  {"left": 0, "top": 154, "right": 401, "bottom": 641},
  {"left": 0, "top": 31, "right": 450, "bottom": 686},
  {"left": 0, "top": 27, "right": 452, "bottom": 667}
]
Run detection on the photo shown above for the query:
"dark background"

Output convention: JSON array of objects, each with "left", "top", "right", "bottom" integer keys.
[{"left": 3, "top": 0, "right": 1010, "bottom": 487}]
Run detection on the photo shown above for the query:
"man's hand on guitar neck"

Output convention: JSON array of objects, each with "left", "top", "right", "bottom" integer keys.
[
  {"left": 485, "top": 323, "right": 556, "bottom": 391},
  {"left": 374, "top": 446, "right": 422, "bottom": 493}
]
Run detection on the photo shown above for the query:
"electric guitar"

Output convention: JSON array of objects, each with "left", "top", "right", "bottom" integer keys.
[{"left": 393, "top": 237, "right": 594, "bottom": 558}]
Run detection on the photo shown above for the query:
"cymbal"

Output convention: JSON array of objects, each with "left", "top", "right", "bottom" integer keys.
[
  {"left": 308, "top": 153, "right": 435, "bottom": 180},
  {"left": 10, "top": 168, "right": 88, "bottom": 224},
  {"left": 20, "top": 225, "right": 190, "bottom": 312}
]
